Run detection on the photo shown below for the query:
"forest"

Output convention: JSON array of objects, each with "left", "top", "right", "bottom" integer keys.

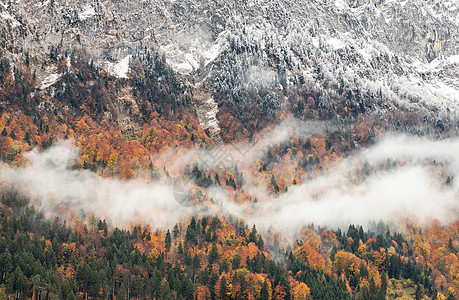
[
  {"left": 1, "top": 188, "right": 458, "bottom": 299},
  {"left": 0, "top": 44, "right": 458, "bottom": 300}
]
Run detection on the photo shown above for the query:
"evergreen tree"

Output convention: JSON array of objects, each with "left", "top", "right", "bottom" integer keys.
[
  {"left": 220, "top": 276, "right": 228, "bottom": 300},
  {"left": 7, "top": 267, "right": 25, "bottom": 299},
  {"left": 380, "top": 272, "right": 388, "bottom": 298},
  {"left": 208, "top": 244, "right": 219, "bottom": 264},
  {"left": 165, "top": 229, "right": 172, "bottom": 251},
  {"left": 261, "top": 281, "right": 270, "bottom": 300},
  {"left": 415, "top": 284, "right": 422, "bottom": 300},
  {"left": 172, "top": 224, "right": 179, "bottom": 240},
  {"left": 249, "top": 225, "right": 258, "bottom": 244},
  {"left": 24, "top": 131, "right": 31, "bottom": 144}
]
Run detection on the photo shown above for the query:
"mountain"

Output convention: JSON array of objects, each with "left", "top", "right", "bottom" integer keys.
[
  {"left": 1, "top": 0, "right": 458, "bottom": 139},
  {"left": 1, "top": 1, "right": 459, "bottom": 299}
]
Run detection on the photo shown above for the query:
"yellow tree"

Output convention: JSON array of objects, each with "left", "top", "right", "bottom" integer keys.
[{"left": 291, "top": 282, "right": 311, "bottom": 300}]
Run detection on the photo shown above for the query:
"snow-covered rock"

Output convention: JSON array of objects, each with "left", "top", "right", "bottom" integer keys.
[
  {"left": 40, "top": 73, "right": 62, "bottom": 90},
  {"left": 1, "top": 0, "right": 458, "bottom": 120},
  {"left": 103, "top": 55, "right": 131, "bottom": 79}
]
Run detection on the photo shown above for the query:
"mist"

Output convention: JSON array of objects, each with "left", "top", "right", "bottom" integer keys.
[
  {"left": 0, "top": 140, "right": 186, "bottom": 228},
  {"left": 160, "top": 117, "right": 335, "bottom": 173},
  {"left": 1, "top": 133, "right": 459, "bottom": 235},
  {"left": 242, "top": 135, "right": 459, "bottom": 234}
]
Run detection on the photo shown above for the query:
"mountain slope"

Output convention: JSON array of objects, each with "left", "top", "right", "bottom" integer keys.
[{"left": 1, "top": 0, "right": 458, "bottom": 135}]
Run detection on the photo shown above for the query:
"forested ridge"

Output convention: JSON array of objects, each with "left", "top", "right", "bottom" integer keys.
[
  {"left": 0, "top": 42, "right": 459, "bottom": 300},
  {"left": 1, "top": 190, "right": 458, "bottom": 299}
]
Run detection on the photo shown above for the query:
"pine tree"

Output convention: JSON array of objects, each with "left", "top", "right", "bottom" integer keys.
[
  {"left": 304, "top": 138, "right": 311, "bottom": 150},
  {"left": 415, "top": 284, "right": 422, "bottom": 300},
  {"left": 165, "top": 229, "right": 172, "bottom": 251},
  {"left": 261, "top": 281, "right": 270, "bottom": 300},
  {"left": 249, "top": 225, "right": 258, "bottom": 243},
  {"left": 220, "top": 276, "right": 228, "bottom": 300},
  {"left": 24, "top": 131, "right": 31, "bottom": 144},
  {"left": 208, "top": 244, "right": 219, "bottom": 264},
  {"left": 380, "top": 272, "right": 388, "bottom": 298},
  {"left": 172, "top": 224, "right": 179, "bottom": 240}
]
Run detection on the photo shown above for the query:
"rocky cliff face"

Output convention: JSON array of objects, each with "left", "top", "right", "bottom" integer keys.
[{"left": 1, "top": 0, "right": 458, "bottom": 129}]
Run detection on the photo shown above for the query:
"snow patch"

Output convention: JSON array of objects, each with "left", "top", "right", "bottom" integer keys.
[
  {"left": 410, "top": 54, "right": 459, "bottom": 73},
  {"left": 78, "top": 5, "right": 96, "bottom": 21},
  {"left": 40, "top": 73, "right": 62, "bottom": 89},
  {"left": 103, "top": 56, "right": 131, "bottom": 79},
  {"left": 184, "top": 53, "right": 200, "bottom": 70},
  {"left": 35, "top": 0, "right": 50, "bottom": 8},
  {"left": 358, "top": 46, "right": 373, "bottom": 61},
  {"left": 204, "top": 43, "right": 222, "bottom": 66},
  {"left": 0, "top": 11, "right": 20, "bottom": 27},
  {"left": 248, "top": 0, "right": 260, "bottom": 8},
  {"left": 164, "top": 31, "right": 227, "bottom": 74},
  {"left": 311, "top": 37, "right": 320, "bottom": 48},
  {"left": 328, "top": 37, "right": 346, "bottom": 50},
  {"left": 334, "top": 0, "right": 348, "bottom": 11},
  {"left": 424, "top": 80, "right": 459, "bottom": 104},
  {"left": 448, "top": 55, "right": 459, "bottom": 65}
]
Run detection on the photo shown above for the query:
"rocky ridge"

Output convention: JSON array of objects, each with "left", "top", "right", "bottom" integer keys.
[{"left": 1, "top": 0, "right": 458, "bottom": 134}]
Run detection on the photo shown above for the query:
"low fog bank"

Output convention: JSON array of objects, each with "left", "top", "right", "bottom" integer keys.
[
  {"left": 245, "top": 135, "right": 459, "bottom": 233},
  {"left": 160, "top": 117, "right": 335, "bottom": 173},
  {"left": 1, "top": 134, "right": 459, "bottom": 235},
  {"left": 0, "top": 140, "right": 186, "bottom": 228}
]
